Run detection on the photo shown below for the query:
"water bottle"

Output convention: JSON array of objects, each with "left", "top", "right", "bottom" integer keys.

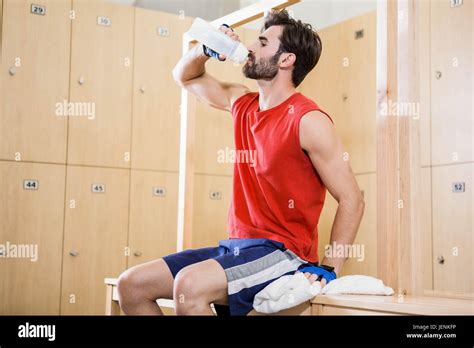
[{"left": 186, "top": 17, "right": 249, "bottom": 64}]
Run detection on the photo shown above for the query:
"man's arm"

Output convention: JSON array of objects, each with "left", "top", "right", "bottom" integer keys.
[
  {"left": 299, "top": 110, "right": 365, "bottom": 277},
  {"left": 172, "top": 28, "right": 250, "bottom": 112}
]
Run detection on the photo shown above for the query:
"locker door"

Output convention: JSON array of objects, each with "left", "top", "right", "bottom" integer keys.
[
  {"left": 0, "top": 162, "right": 65, "bottom": 314},
  {"left": 421, "top": 167, "right": 433, "bottom": 290},
  {"left": 431, "top": 0, "right": 473, "bottom": 165},
  {"left": 132, "top": 9, "right": 192, "bottom": 171},
  {"left": 340, "top": 11, "right": 376, "bottom": 174},
  {"left": 68, "top": 0, "right": 134, "bottom": 168},
  {"left": 432, "top": 163, "right": 473, "bottom": 294},
  {"left": 128, "top": 170, "right": 179, "bottom": 267},
  {"left": 61, "top": 166, "right": 129, "bottom": 314},
  {"left": 299, "top": 20, "right": 346, "bottom": 143},
  {"left": 192, "top": 174, "right": 232, "bottom": 248},
  {"left": 0, "top": 0, "right": 70, "bottom": 163},
  {"left": 419, "top": 0, "right": 432, "bottom": 167}
]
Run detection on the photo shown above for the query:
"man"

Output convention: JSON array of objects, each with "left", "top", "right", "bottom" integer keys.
[{"left": 117, "top": 9, "right": 364, "bottom": 316}]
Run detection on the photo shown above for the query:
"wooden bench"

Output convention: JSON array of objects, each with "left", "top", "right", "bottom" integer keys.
[
  {"left": 105, "top": 278, "right": 474, "bottom": 316},
  {"left": 311, "top": 293, "right": 474, "bottom": 315},
  {"left": 104, "top": 277, "right": 311, "bottom": 315}
]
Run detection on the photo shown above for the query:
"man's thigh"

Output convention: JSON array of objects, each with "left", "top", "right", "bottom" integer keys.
[
  {"left": 176, "top": 259, "right": 229, "bottom": 306},
  {"left": 162, "top": 245, "right": 225, "bottom": 279}
]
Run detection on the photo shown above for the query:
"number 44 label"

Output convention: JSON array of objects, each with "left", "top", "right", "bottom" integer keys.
[{"left": 24, "top": 179, "right": 39, "bottom": 190}]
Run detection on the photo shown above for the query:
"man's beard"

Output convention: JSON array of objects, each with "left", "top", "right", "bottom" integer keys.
[{"left": 242, "top": 49, "right": 283, "bottom": 81}]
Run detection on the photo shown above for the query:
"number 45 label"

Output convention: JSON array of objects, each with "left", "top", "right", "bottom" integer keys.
[{"left": 91, "top": 183, "right": 106, "bottom": 193}]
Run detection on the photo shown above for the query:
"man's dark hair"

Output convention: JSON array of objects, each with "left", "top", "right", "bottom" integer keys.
[{"left": 262, "top": 9, "right": 322, "bottom": 87}]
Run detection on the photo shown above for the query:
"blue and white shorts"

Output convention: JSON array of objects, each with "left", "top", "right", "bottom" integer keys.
[{"left": 163, "top": 238, "right": 310, "bottom": 316}]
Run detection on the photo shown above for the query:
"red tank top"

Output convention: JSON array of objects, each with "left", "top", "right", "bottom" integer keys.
[{"left": 228, "top": 91, "right": 334, "bottom": 263}]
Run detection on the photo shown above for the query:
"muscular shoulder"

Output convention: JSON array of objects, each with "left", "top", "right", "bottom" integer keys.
[{"left": 299, "top": 110, "right": 336, "bottom": 154}]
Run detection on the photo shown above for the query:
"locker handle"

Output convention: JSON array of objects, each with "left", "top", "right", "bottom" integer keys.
[
  {"left": 78, "top": 76, "right": 85, "bottom": 85},
  {"left": 9, "top": 67, "right": 16, "bottom": 76},
  {"left": 134, "top": 251, "right": 142, "bottom": 257},
  {"left": 69, "top": 250, "right": 79, "bottom": 257},
  {"left": 139, "top": 86, "right": 146, "bottom": 93},
  {"left": 437, "top": 255, "right": 445, "bottom": 265}
]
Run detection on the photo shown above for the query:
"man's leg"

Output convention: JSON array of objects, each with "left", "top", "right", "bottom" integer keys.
[
  {"left": 173, "top": 259, "right": 228, "bottom": 315},
  {"left": 117, "top": 258, "right": 174, "bottom": 315}
]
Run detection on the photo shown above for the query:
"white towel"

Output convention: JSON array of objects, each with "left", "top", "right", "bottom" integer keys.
[
  {"left": 322, "top": 275, "right": 394, "bottom": 296},
  {"left": 253, "top": 274, "right": 394, "bottom": 314},
  {"left": 253, "top": 272, "right": 321, "bottom": 314}
]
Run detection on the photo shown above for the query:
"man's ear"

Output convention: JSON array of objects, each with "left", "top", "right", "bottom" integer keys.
[{"left": 280, "top": 52, "right": 296, "bottom": 68}]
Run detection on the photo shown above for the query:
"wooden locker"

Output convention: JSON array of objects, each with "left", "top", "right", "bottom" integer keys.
[
  {"left": 132, "top": 9, "right": 192, "bottom": 171},
  {"left": 67, "top": 0, "right": 134, "bottom": 168},
  {"left": 0, "top": 161, "right": 65, "bottom": 314},
  {"left": 128, "top": 170, "right": 179, "bottom": 267},
  {"left": 339, "top": 11, "right": 376, "bottom": 174},
  {"left": 61, "top": 165, "right": 129, "bottom": 314},
  {"left": 419, "top": 0, "right": 432, "bottom": 167},
  {"left": 300, "top": 12, "right": 376, "bottom": 175},
  {"left": 299, "top": 21, "right": 345, "bottom": 134},
  {"left": 0, "top": 0, "right": 70, "bottom": 163},
  {"left": 421, "top": 167, "right": 433, "bottom": 290},
  {"left": 431, "top": 0, "right": 473, "bottom": 165},
  {"left": 0, "top": 0, "right": 3, "bottom": 46},
  {"left": 192, "top": 174, "right": 232, "bottom": 248},
  {"left": 432, "top": 163, "right": 473, "bottom": 294}
]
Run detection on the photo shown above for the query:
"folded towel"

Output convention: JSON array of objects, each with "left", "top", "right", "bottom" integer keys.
[
  {"left": 253, "top": 274, "right": 394, "bottom": 314},
  {"left": 322, "top": 275, "right": 394, "bottom": 296},
  {"left": 253, "top": 272, "right": 321, "bottom": 314}
]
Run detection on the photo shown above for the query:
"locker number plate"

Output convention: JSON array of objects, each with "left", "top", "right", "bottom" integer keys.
[
  {"left": 23, "top": 179, "right": 39, "bottom": 190},
  {"left": 153, "top": 187, "right": 167, "bottom": 197},
  {"left": 157, "top": 27, "right": 170, "bottom": 37},
  {"left": 31, "top": 4, "right": 46, "bottom": 16},
  {"left": 355, "top": 29, "right": 364, "bottom": 40},
  {"left": 450, "top": 0, "right": 463, "bottom": 8},
  {"left": 210, "top": 190, "right": 222, "bottom": 200},
  {"left": 91, "top": 183, "right": 106, "bottom": 193},
  {"left": 452, "top": 182, "right": 465, "bottom": 193},
  {"left": 97, "top": 16, "right": 111, "bottom": 27}
]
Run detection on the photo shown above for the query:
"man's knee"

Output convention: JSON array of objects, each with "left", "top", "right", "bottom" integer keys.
[
  {"left": 117, "top": 267, "right": 142, "bottom": 302},
  {"left": 173, "top": 267, "right": 207, "bottom": 313}
]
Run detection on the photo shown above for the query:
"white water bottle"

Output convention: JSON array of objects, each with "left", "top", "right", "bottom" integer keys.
[{"left": 186, "top": 17, "right": 249, "bottom": 64}]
